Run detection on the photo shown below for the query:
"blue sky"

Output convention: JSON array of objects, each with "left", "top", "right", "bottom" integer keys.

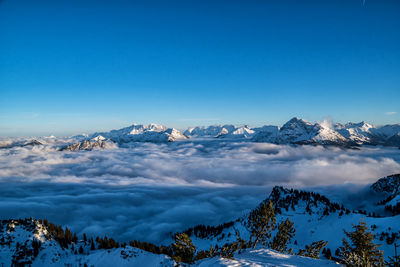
[{"left": 1, "top": 0, "right": 399, "bottom": 136}]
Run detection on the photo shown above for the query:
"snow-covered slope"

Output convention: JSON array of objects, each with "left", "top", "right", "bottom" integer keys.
[
  {"left": 0, "top": 218, "right": 339, "bottom": 267},
  {"left": 184, "top": 176, "right": 400, "bottom": 262},
  {"left": 374, "top": 124, "right": 400, "bottom": 140},
  {"left": 0, "top": 219, "right": 175, "bottom": 267},
  {"left": 335, "top": 121, "right": 377, "bottom": 144},
  {"left": 194, "top": 248, "right": 338, "bottom": 267}
]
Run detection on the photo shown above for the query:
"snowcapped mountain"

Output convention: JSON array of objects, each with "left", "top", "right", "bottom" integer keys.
[
  {"left": 217, "top": 125, "right": 255, "bottom": 139},
  {"left": 183, "top": 117, "right": 400, "bottom": 147},
  {"left": 275, "top": 117, "right": 349, "bottom": 145},
  {"left": 374, "top": 124, "right": 400, "bottom": 139},
  {"left": 334, "top": 121, "right": 377, "bottom": 144},
  {"left": 7, "top": 118, "right": 399, "bottom": 152},
  {"left": 184, "top": 125, "right": 237, "bottom": 138},
  {"left": 60, "top": 138, "right": 117, "bottom": 151},
  {"left": 59, "top": 124, "right": 188, "bottom": 151},
  {"left": 92, "top": 123, "right": 187, "bottom": 143},
  {"left": 184, "top": 124, "right": 257, "bottom": 139},
  {"left": 384, "top": 132, "right": 400, "bottom": 147}
]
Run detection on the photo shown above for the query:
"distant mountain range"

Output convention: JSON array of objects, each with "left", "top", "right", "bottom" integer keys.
[
  {"left": 185, "top": 117, "right": 400, "bottom": 146},
  {"left": 65, "top": 117, "right": 400, "bottom": 150},
  {"left": 2, "top": 118, "right": 399, "bottom": 151}
]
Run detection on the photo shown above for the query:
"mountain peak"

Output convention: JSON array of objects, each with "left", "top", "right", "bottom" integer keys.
[{"left": 371, "top": 174, "right": 400, "bottom": 195}]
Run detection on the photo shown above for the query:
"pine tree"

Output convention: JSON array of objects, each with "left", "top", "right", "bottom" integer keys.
[
  {"left": 298, "top": 240, "right": 328, "bottom": 259},
  {"left": 32, "top": 239, "right": 41, "bottom": 258},
  {"left": 339, "top": 219, "right": 384, "bottom": 266},
  {"left": 385, "top": 243, "right": 400, "bottom": 267},
  {"left": 90, "top": 239, "right": 95, "bottom": 250},
  {"left": 322, "top": 247, "right": 332, "bottom": 259},
  {"left": 270, "top": 218, "right": 295, "bottom": 253},
  {"left": 171, "top": 233, "right": 196, "bottom": 263},
  {"left": 247, "top": 200, "right": 276, "bottom": 248}
]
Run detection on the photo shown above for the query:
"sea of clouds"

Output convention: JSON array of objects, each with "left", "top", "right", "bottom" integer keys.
[{"left": 1, "top": 139, "right": 400, "bottom": 244}]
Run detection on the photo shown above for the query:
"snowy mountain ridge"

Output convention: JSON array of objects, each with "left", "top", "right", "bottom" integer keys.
[
  {"left": 91, "top": 123, "right": 188, "bottom": 143},
  {"left": 184, "top": 117, "right": 400, "bottom": 146},
  {"left": 3, "top": 118, "right": 400, "bottom": 151}
]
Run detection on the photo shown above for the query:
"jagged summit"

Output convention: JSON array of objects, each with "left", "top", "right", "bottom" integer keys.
[
  {"left": 56, "top": 118, "right": 400, "bottom": 151},
  {"left": 276, "top": 118, "right": 349, "bottom": 145},
  {"left": 93, "top": 123, "right": 187, "bottom": 143},
  {"left": 371, "top": 174, "right": 400, "bottom": 195},
  {"left": 183, "top": 118, "right": 400, "bottom": 147}
]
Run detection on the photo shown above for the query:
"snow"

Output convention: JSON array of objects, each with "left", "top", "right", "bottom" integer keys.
[
  {"left": 32, "top": 247, "right": 175, "bottom": 267},
  {"left": 194, "top": 248, "right": 339, "bottom": 266}
]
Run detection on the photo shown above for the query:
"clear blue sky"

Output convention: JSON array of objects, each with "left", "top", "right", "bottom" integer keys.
[{"left": 1, "top": 0, "right": 399, "bottom": 136}]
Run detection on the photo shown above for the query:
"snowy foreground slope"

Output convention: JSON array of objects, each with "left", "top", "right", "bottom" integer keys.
[
  {"left": 0, "top": 219, "right": 337, "bottom": 267},
  {"left": 2, "top": 174, "right": 400, "bottom": 266},
  {"left": 194, "top": 249, "right": 337, "bottom": 267},
  {"left": 186, "top": 174, "right": 400, "bottom": 262}
]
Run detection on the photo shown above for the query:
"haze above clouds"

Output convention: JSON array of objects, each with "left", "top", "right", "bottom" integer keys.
[{"left": 1, "top": 140, "right": 400, "bottom": 243}]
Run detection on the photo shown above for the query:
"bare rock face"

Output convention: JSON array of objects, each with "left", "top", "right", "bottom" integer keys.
[{"left": 60, "top": 139, "right": 116, "bottom": 151}]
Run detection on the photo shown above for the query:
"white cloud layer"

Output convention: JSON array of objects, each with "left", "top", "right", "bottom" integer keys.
[{"left": 1, "top": 140, "right": 400, "bottom": 243}]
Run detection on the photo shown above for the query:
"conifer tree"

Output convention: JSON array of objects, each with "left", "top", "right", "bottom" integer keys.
[
  {"left": 270, "top": 218, "right": 295, "bottom": 253},
  {"left": 385, "top": 243, "right": 400, "bottom": 267},
  {"left": 90, "top": 239, "right": 95, "bottom": 250},
  {"left": 339, "top": 220, "right": 384, "bottom": 266},
  {"left": 247, "top": 200, "right": 276, "bottom": 248},
  {"left": 298, "top": 240, "right": 328, "bottom": 259},
  {"left": 171, "top": 233, "right": 196, "bottom": 263}
]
